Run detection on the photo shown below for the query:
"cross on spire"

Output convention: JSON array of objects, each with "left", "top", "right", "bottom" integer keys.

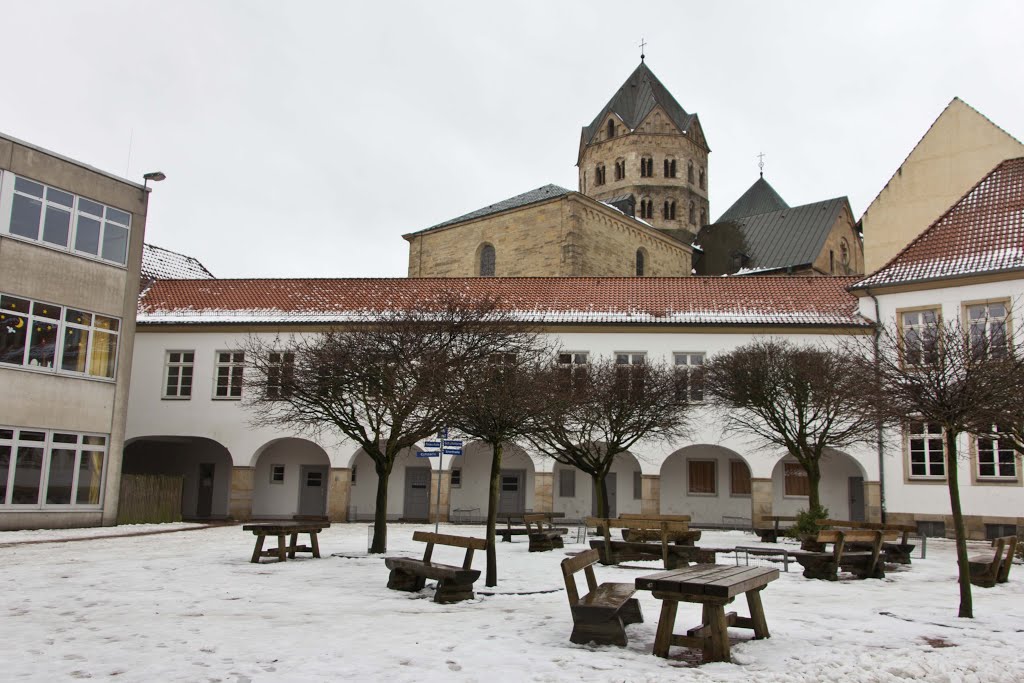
[
  {"left": 639, "top": 38, "right": 647, "bottom": 61},
  {"left": 757, "top": 151, "right": 766, "bottom": 177}
]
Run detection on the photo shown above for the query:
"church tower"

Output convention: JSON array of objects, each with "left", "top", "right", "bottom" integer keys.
[{"left": 577, "top": 60, "right": 710, "bottom": 240}]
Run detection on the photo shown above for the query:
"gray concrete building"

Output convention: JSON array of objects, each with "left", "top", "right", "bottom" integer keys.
[{"left": 0, "top": 133, "right": 153, "bottom": 529}]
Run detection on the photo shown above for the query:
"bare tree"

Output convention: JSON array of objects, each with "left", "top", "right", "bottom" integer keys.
[
  {"left": 241, "top": 294, "right": 525, "bottom": 553},
  {"left": 525, "top": 356, "right": 693, "bottom": 519},
  {"left": 702, "top": 339, "right": 877, "bottom": 515},
  {"left": 449, "top": 339, "right": 552, "bottom": 587},
  {"left": 863, "top": 317, "right": 1024, "bottom": 618}
]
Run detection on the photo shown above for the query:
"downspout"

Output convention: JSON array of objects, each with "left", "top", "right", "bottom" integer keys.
[{"left": 867, "top": 288, "right": 886, "bottom": 523}]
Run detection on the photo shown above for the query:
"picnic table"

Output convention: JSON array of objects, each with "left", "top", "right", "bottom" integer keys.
[
  {"left": 496, "top": 512, "right": 567, "bottom": 542},
  {"left": 635, "top": 564, "right": 779, "bottom": 663},
  {"left": 243, "top": 521, "right": 330, "bottom": 563}
]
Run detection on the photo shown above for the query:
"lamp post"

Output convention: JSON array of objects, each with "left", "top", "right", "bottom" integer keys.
[{"left": 142, "top": 171, "right": 166, "bottom": 190}]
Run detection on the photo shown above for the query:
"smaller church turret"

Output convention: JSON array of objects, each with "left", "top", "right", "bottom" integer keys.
[{"left": 577, "top": 61, "right": 710, "bottom": 240}]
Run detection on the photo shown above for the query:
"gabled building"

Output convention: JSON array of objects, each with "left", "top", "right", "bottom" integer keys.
[
  {"left": 141, "top": 243, "right": 215, "bottom": 288},
  {"left": 851, "top": 157, "right": 1024, "bottom": 538},
  {"left": 860, "top": 97, "right": 1024, "bottom": 273}
]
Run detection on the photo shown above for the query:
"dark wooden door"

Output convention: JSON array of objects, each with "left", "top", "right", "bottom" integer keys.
[{"left": 196, "top": 463, "right": 215, "bottom": 518}]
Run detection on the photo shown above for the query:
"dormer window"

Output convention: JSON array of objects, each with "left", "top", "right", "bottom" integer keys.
[
  {"left": 640, "top": 157, "right": 654, "bottom": 178},
  {"left": 479, "top": 243, "right": 496, "bottom": 276}
]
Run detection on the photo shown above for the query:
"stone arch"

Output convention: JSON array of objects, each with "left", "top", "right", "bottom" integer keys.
[
  {"left": 659, "top": 445, "right": 752, "bottom": 525},
  {"left": 122, "top": 436, "right": 233, "bottom": 520},
  {"left": 768, "top": 448, "right": 869, "bottom": 520},
  {"left": 250, "top": 437, "right": 331, "bottom": 519}
]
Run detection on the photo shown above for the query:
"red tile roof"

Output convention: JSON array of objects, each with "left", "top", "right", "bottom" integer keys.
[
  {"left": 138, "top": 276, "right": 869, "bottom": 327},
  {"left": 854, "top": 157, "right": 1024, "bottom": 289}
]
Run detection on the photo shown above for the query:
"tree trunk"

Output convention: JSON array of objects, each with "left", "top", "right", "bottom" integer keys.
[
  {"left": 485, "top": 441, "right": 503, "bottom": 587},
  {"left": 805, "top": 457, "right": 823, "bottom": 515},
  {"left": 592, "top": 471, "right": 609, "bottom": 519},
  {"left": 946, "top": 432, "right": 973, "bottom": 618},
  {"left": 369, "top": 460, "right": 392, "bottom": 554}
]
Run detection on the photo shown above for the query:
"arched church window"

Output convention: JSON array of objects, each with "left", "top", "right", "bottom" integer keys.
[
  {"left": 664, "top": 159, "right": 670, "bottom": 178},
  {"left": 663, "top": 201, "right": 670, "bottom": 219},
  {"left": 615, "top": 159, "right": 625, "bottom": 180},
  {"left": 700, "top": 207, "right": 707, "bottom": 226},
  {"left": 689, "top": 201, "right": 696, "bottom": 225},
  {"left": 607, "top": 119, "right": 615, "bottom": 139},
  {"left": 636, "top": 249, "right": 646, "bottom": 276},
  {"left": 595, "top": 164, "right": 606, "bottom": 186},
  {"left": 699, "top": 168, "right": 706, "bottom": 190},
  {"left": 670, "top": 159, "right": 677, "bottom": 177},
  {"left": 687, "top": 161, "right": 694, "bottom": 184},
  {"left": 479, "top": 244, "right": 496, "bottom": 277},
  {"left": 670, "top": 201, "right": 677, "bottom": 220},
  {"left": 641, "top": 156, "right": 653, "bottom": 178}
]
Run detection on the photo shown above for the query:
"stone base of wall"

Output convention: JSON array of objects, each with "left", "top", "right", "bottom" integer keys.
[{"left": 885, "top": 512, "right": 1022, "bottom": 540}]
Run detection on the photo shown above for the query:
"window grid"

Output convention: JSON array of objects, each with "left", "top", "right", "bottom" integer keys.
[
  {"left": 270, "top": 464, "right": 285, "bottom": 484},
  {"left": 267, "top": 351, "right": 296, "bottom": 399},
  {"left": 0, "top": 426, "right": 106, "bottom": 508},
  {"left": 908, "top": 421, "right": 945, "bottom": 478},
  {"left": 615, "top": 352, "right": 646, "bottom": 366},
  {"left": 164, "top": 351, "right": 195, "bottom": 399},
  {"left": 0, "top": 293, "right": 119, "bottom": 380},
  {"left": 977, "top": 427, "right": 1017, "bottom": 479},
  {"left": 450, "top": 468, "right": 461, "bottom": 488},
  {"left": 967, "top": 302, "right": 1008, "bottom": 359},
  {"left": 214, "top": 351, "right": 244, "bottom": 399},
  {"left": 900, "top": 309, "right": 939, "bottom": 366},
  {"left": 2, "top": 173, "right": 132, "bottom": 266},
  {"left": 673, "top": 353, "right": 705, "bottom": 401}
]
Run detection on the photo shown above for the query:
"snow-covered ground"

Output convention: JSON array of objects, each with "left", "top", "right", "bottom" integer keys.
[{"left": 0, "top": 523, "right": 1021, "bottom": 682}]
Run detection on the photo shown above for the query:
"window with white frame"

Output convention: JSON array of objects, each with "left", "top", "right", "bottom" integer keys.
[
  {"left": 907, "top": 421, "right": 945, "bottom": 478},
  {"left": 558, "top": 468, "right": 575, "bottom": 497},
  {"left": 557, "top": 351, "right": 588, "bottom": 389},
  {"left": 673, "top": 352, "right": 705, "bottom": 401},
  {"left": 1, "top": 173, "right": 132, "bottom": 266},
  {"left": 267, "top": 351, "right": 295, "bottom": 399},
  {"left": 0, "top": 294, "right": 119, "bottom": 379},
  {"left": 615, "top": 352, "right": 646, "bottom": 366},
  {"left": 270, "top": 464, "right": 285, "bottom": 484},
  {"left": 967, "top": 302, "right": 1008, "bottom": 359},
  {"left": 450, "top": 468, "right": 461, "bottom": 488},
  {"left": 900, "top": 309, "right": 939, "bottom": 366},
  {"left": 214, "top": 351, "right": 244, "bottom": 399},
  {"left": 164, "top": 351, "right": 195, "bottom": 399},
  {"left": 0, "top": 427, "right": 107, "bottom": 507},
  {"left": 977, "top": 426, "right": 1017, "bottom": 479}
]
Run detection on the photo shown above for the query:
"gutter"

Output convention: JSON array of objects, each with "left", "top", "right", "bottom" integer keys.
[{"left": 865, "top": 287, "right": 886, "bottom": 523}]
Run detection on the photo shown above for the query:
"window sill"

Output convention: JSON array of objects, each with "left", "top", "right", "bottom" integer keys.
[
  {"left": 0, "top": 363, "right": 116, "bottom": 384},
  {"left": 161, "top": 396, "right": 193, "bottom": 401},
  {"left": 212, "top": 397, "right": 243, "bottom": 401},
  {"left": 687, "top": 491, "right": 717, "bottom": 497}
]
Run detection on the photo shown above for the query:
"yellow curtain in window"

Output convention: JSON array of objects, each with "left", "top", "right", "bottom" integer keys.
[
  {"left": 89, "top": 331, "right": 116, "bottom": 378},
  {"left": 78, "top": 451, "right": 103, "bottom": 504}
]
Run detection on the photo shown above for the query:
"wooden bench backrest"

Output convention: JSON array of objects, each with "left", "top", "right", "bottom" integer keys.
[
  {"left": 819, "top": 519, "right": 914, "bottom": 543},
  {"left": 411, "top": 531, "right": 487, "bottom": 569},
  {"left": 997, "top": 536, "right": 1017, "bottom": 581},
  {"left": 585, "top": 517, "right": 689, "bottom": 532},
  {"left": 619, "top": 513, "right": 691, "bottom": 523},
  {"left": 817, "top": 529, "right": 881, "bottom": 545},
  {"left": 560, "top": 549, "right": 600, "bottom": 606}
]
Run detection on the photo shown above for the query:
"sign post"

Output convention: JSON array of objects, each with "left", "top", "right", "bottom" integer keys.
[{"left": 420, "top": 429, "right": 463, "bottom": 533}]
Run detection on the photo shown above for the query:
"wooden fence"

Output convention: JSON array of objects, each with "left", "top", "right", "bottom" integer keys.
[{"left": 117, "top": 474, "right": 183, "bottom": 524}]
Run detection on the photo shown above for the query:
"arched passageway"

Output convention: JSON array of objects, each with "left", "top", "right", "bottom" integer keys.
[
  {"left": 660, "top": 445, "right": 752, "bottom": 525},
  {"left": 250, "top": 438, "right": 331, "bottom": 519},
  {"left": 769, "top": 449, "right": 868, "bottom": 520},
  {"left": 123, "top": 436, "right": 233, "bottom": 520}
]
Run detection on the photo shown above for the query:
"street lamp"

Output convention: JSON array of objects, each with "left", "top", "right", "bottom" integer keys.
[{"left": 142, "top": 171, "right": 166, "bottom": 190}]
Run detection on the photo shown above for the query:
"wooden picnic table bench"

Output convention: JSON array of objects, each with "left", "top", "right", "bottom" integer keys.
[
  {"left": 587, "top": 517, "right": 716, "bottom": 569},
  {"left": 753, "top": 515, "right": 797, "bottom": 543},
  {"left": 818, "top": 519, "right": 917, "bottom": 564},
  {"left": 496, "top": 512, "right": 567, "bottom": 542},
  {"left": 792, "top": 529, "right": 890, "bottom": 580},
  {"left": 560, "top": 548, "right": 644, "bottom": 646},
  {"left": 523, "top": 513, "right": 567, "bottom": 552},
  {"left": 969, "top": 535, "right": 1017, "bottom": 588},
  {"left": 242, "top": 522, "right": 330, "bottom": 563},
  {"left": 384, "top": 531, "right": 487, "bottom": 603},
  {"left": 616, "top": 514, "right": 700, "bottom": 544},
  {"left": 635, "top": 564, "right": 779, "bottom": 663}
]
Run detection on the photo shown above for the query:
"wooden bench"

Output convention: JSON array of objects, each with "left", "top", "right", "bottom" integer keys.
[
  {"left": 616, "top": 514, "right": 700, "bottom": 545},
  {"left": 819, "top": 519, "right": 917, "bottom": 564},
  {"left": 792, "top": 529, "right": 887, "bottom": 580},
  {"left": 496, "top": 512, "right": 567, "bottom": 542},
  {"left": 753, "top": 516, "right": 797, "bottom": 543},
  {"left": 243, "top": 522, "right": 329, "bottom": 563},
  {"left": 384, "top": 531, "right": 487, "bottom": 603},
  {"left": 587, "top": 517, "right": 717, "bottom": 569},
  {"left": 969, "top": 536, "right": 1017, "bottom": 588},
  {"left": 560, "top": 548, "right": 643, "bottom": 646},
  {"left": 523, "top": 513, "right": 566, "bottom": 552}
]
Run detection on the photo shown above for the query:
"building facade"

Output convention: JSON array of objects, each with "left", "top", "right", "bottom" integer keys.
[{"left": 0, "top": 134, "right": 151, "bottom": 529}]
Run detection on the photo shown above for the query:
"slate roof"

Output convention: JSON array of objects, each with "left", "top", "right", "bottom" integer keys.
[
  {"left": 141, "top": 243, "right": 215, "bottom": 280},
  {"left": 852, "top": 157, "right": 1024, "bottom": 289},
  {"left": 716, "top": 175, "right": 789, "bottom": 223},
  {"left": 406, "top": 185, "right": 573, "bottom": 236},
  {"left": 137, "top": 276, "right": 869, "bottom": 328},
  {"left": 581, "top": 62, "right": 697, "bottom": 145},
  {"left": 697, "top": 197, "right": 850, "bottom": 272}
]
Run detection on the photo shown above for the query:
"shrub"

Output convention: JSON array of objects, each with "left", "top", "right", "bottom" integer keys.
[{"left": 787, "top": 506, "right": 830, "bottom": 539}]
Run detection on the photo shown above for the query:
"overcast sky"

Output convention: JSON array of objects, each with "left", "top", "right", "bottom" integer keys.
[{"left": 4, "top": 1, "right": 1023, "bottom": 278}]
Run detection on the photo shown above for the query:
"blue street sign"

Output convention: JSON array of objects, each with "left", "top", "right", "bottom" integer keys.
[
  {"left": 442, "top": 447, "right": 463, "bottom": 455},
  {"left": 416, "top": 451, "right": 440, "bottom": 458},
  {"left": 424, "top": 440, "right": 441, "bottom": 448},
  {"left": 442, "top": 439, "right": 463, "bottom": 447}
]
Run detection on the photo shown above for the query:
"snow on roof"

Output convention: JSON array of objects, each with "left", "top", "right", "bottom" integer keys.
[
  {"left": 137, "top": 276, "right": 870, "bottom": 328},
  {"left": 141, "top": 243, "right": 215, "bottom": 281},
  {"left": 853, "top": 157, "right": 1024, "bottom": 289}
]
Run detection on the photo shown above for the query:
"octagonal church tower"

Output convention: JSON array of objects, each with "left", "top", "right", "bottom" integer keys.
[{"left": 578, "top": 60, "right": 710, "bottom": 242}]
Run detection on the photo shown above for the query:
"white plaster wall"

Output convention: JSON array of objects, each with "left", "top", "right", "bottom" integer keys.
[
  {"left": 251, "top": 438, "right": 330, "bottom": 518},
  {"left": 769, "top": 453, "right": 865, "bottom": 519},
  {"left": 660, "top": 446, "right": 753, "bottom": 523},
  {"left": 549, "top": 453, "right": 641, "bottom": 519}
]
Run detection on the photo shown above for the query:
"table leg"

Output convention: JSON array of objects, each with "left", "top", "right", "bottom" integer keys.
[
  {"left": 652, "top": 598, "right": 679, "bottom": 658},
  {"left": 289, "top": 532, "right": 299, "bottom": 559},
  {"left": 705, "top": 602, "right": 730, "bottom": 663},
  {"left": 746, "top": 587, "right": 770, "bottom": 639},
  {"left": 251, "top": 534, "right": 266, "bottom": 563},
  {"left": 276, "top": 534, "right": 288, "bottom": 562},
  {"left": 310, "top": 531, "right": 321, "bottom": 558}
]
